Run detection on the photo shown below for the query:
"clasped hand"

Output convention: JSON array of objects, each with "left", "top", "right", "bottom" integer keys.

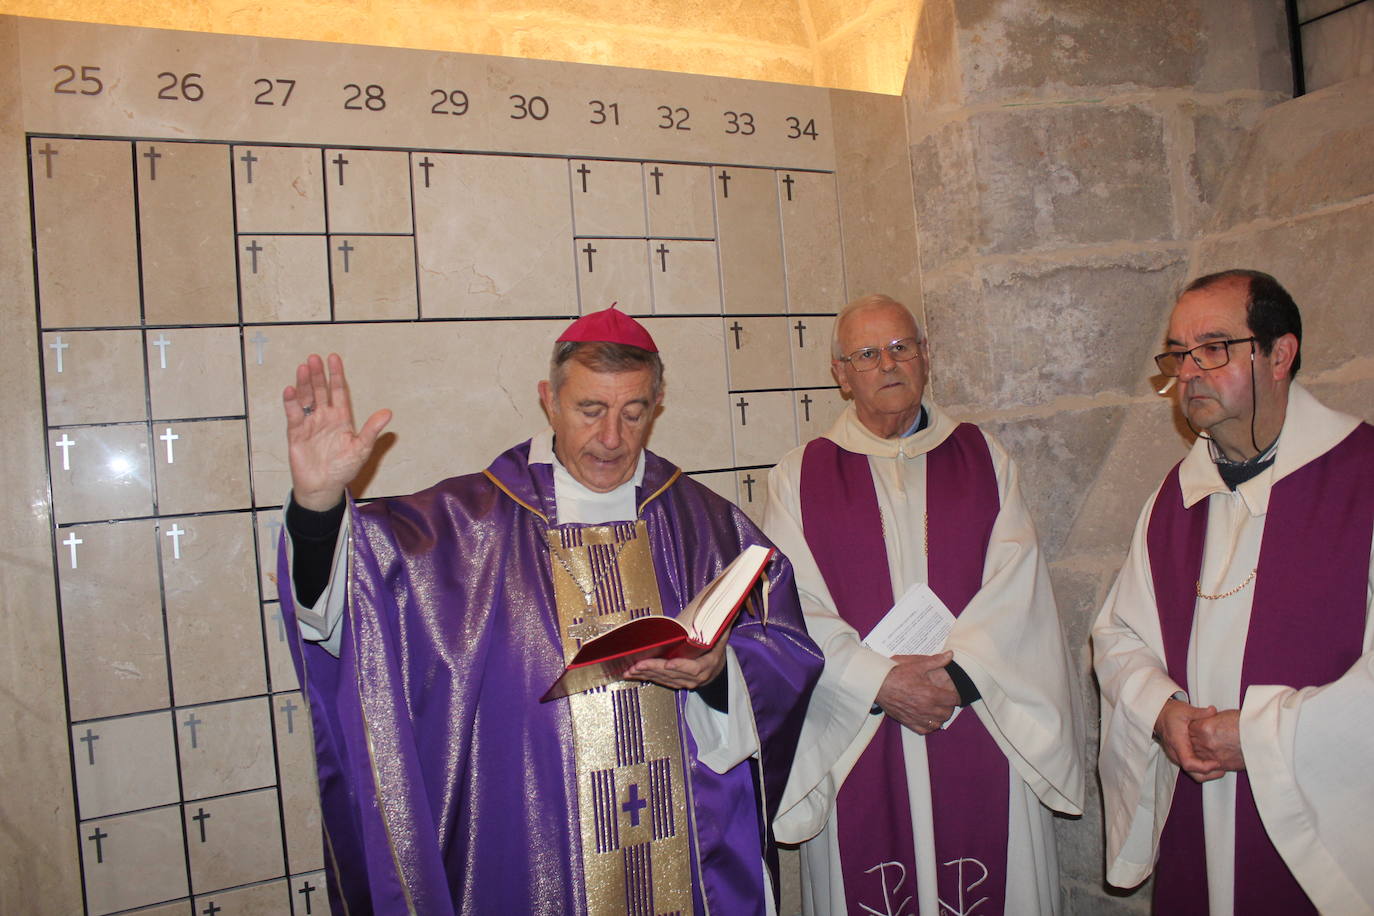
[
  {"left": 1154, "top": 698, "right": 1245, "bottom": 782},
  {"left": 876, "top": 651, "right": 959, "bottom": 735}
]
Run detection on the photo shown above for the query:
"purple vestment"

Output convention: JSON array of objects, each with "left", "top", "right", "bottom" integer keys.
[
  {"left": 1147, "top": 424, "right": 1374, "bottom": 914},
  {"left": 799, "top": 424, "right": 1010, "bottom": 914},
  {"left": 278, "top": 442, "right": 823, "bottom": 915}
]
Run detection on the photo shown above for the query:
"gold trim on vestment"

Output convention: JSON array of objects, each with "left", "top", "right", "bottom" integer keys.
[
  {"left": 550, "top": 522, "right": 695, "bottom": 916},
  {"left": 638, "top": 468, "right": 682, "bottom": 514},
  {"left": 484, "top": 468, "right": 548, "bottom": 522}
]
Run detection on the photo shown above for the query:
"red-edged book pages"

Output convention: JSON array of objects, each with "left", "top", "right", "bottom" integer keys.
[{"left": 540, "top": 544, "right": 774, "bottom": 701}]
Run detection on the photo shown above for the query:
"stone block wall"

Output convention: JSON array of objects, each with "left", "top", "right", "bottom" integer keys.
[
  {"left": 894, "top": 1, "right": 1358, "bottom": 911},
  {"left": 1192, "top": 72, "right": 1374, "bottom": 431},
  {"left": 1299, "top": 0, "right": 1374, "bottom": 93}
]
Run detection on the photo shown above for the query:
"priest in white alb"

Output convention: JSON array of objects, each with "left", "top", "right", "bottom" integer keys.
[
  {"left": 1093, "top": 269, "right": 1374, "bottom": 914},
  {"left": 765, "top": 294, "right": 1084, "bottom": 915}
]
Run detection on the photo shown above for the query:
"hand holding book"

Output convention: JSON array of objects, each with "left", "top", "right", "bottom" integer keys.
[
  {"left": 623, "top": 634, "right": 730, "bottom": 691},
  {"left": 541, "top": 544, "right": 775, "bottom": 701}
]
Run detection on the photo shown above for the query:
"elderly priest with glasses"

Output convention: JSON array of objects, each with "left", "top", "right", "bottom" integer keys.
[
  {"left": 1093, "top": 270, "right": 1374, "bottom": 913},
  {"left": 274, "top": 307, "right": 823, "bottom": 915},
  {"left": 764, "top": 293, "right": 1084, "bottom": 915}
]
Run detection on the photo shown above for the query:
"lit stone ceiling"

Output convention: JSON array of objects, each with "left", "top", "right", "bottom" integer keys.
[{"left": 0, "top": 0, "right": 916, "bottom": 94}]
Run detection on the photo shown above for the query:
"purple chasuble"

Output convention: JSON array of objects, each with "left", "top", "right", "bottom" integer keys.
[
  {"left": 1147, "top": 424, "right": 1374, "bottom": 915},
  {"left": 278, "top": 443, "right": 822, "bottom": 915},
  {"left": 800, "top": 423, "right": 1010, "bottom": 914}
]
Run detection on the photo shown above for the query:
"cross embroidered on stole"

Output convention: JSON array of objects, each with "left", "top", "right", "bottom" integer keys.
[{"left": 546, "top": 521, "right": 694, "bottom": 916}]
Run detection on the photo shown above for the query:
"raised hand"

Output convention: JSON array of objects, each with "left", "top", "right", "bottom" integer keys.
[{"left": 283, "top": 353, "right": 392, "bottom": 511}]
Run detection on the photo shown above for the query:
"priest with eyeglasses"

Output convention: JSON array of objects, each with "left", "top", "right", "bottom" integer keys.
[
  {"left": 1093, "top": 269, "right": 1374, "bottom": 913},
  {"left": 764, "top": 294, "right": 1084, "bottom": 915},
  {"left": 274, "top": 307, "right": 823, "bottom": 915}
]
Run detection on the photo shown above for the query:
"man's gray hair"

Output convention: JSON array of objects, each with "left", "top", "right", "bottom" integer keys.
[
  {"left": 549, "top": 340, "right": 665, "bottom": 399},
  {"left": 831, "top": 294, "right": 925, "bottom": 358}
]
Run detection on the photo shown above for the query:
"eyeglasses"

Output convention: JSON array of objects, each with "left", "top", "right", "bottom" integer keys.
[
  {"left": 837, "top": 337, "right": 923, "bottom": 372},
  {"left": 1153, "top": 337, "right": 1256, "bottom": 377}
]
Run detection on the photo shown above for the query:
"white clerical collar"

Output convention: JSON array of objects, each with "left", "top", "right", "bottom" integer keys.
[
  {"left": 1176, "top": 382, "right": 1360, "bottom": 514},
  {"left": 827, "top": 399, "right": 958, "bottom": 460},
  {"left": 529, "top": 428, "right": 644, "bottom": 524}
]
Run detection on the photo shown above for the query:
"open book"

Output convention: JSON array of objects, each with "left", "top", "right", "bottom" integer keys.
[{"left": 541, "top": 543, "right": 774, "bottom": 702}]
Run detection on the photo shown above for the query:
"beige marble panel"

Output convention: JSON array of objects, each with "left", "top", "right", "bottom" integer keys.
[
  {"left": 163, "top": 514, "right": 266, "bottom": 707},
  {"left": 81, "top": 805, "right": 188, "bottom": 916},
  {"left": 193, "top": 879, "right": 291, "bottom": 916},
  {"left": 413, "top": 153, "right": 576, "bottom": 317},
  {"left": 644, "top": 163, "right": 715, "bottom": 240},
  {"left": 137, "top": 141, "right": 238, "bottom": 326},
  {"left": 714, "top": 166, "right": 785, "bottom": 314},
  {"left": 787, "top": 313, "right": 837, "bottom": 388},
  {"left": 239, "top": 235, "right": 330, "bottom": 324},
  {"left": 50, "top": 423, "right": 153, "bottom": 524},
  {"left": 795, "top": 388, "right": 848, "bottom": 443},
  {"left": 58, "top": 519, "right": 166, "bottom": 719},
  {"left": 690, "top": 471, "right": 738, "bottom": 507},
  {"left": 734, "top": 469, "right": 769, "bottom": 527},
  {"left": 571, "top": 159, "right": 647, "bottom": 237},
  {"left": 16, "top": 21, "right": 840, "bottom": 170},
  {"left": 185, "top": 789, "right": 284, "bottom": 895},
  {"left": 128, "top": 904, "right": 194, "bottom": 916},
  {"left": 255, "top": 509, "right": 287, "bottom": 602},
  {"left": 290, "top": 873, "right": 328, "bottom": 915},
  {"left": 1, "top": 20, "right": 81, "bottom": 906},
  {"left": 72, "top": 712, "right": 179, "bottom": 821},
  {"left": 147, "top": 327, "right": 246, "bottom": 421},
  {"left": 274, "top": 690, "right": 324, "bottom": 874},
  {"left": 730, "top": 390, "right": 797, "bottom": 467},
  {"left": 155, "top": 421, "right": 252, "bottom": 516},
  {"left": 649, "top": 240, "right": 721, "bottom": 314},
  {"left": 324, "top": 148, "right": 412, "bottom": 234},
  {"left": 243, "top": 323, "right": 555, "bottom": 503},
  {"left": 331, "top": 235, "right": 420, "bottom": 321},
  {"left": 576, "top": 238, "right": 651, "bottom": 315},
  {"left": 232, "top": 146, "right": 325, "bottom": 234},
  {"left": 263, "top": 604, "right": 299, "bottom": 693},
  {"left": 779, "top": 171, "right": 845, "bottom": 314},
  {"left": 42, "top": 330, "right": 146, "bottom": 426},
  {"left": 30, "top": 137, "right": 139, "bottom": 329},
  {"left": 831, "top": 89, "right": 921, "bottom": 310},
  {"left": 724, "top": 317, "right": 792, "bottom": 390},
  {"left": 638, "top": 316, "right": 733, "bottom": 472},
  {"left": 177, "top": 697, "right": 276, "bottom": 800}
]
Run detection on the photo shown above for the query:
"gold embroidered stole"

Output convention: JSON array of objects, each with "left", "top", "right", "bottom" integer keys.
[{"left": 546, "top": 521, "right": 695, "bottom": 916}]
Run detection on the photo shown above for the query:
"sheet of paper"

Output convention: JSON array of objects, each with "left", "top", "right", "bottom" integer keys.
[
  {"left": 864, "top": 581, "right": 955, "bottom": 656},
  {"left": 863, "top": 582, "right": 963, "bottom": 727}
]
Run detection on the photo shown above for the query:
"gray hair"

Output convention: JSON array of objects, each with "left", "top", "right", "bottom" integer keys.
[
  {"left": 831, "top": 294, "right": 925, "bottom": 358},
  {"left": 548, "top": 340, "right": 665, "bottom": 399}
]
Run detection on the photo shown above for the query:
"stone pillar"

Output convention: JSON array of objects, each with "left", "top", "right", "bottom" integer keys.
[{"left": 901, "top": 2, "right": 1291, "bottom": 911}]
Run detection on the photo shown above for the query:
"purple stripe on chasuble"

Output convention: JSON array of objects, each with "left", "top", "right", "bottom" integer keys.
[
  {"left": 1147, "top": 424, "right": 1374, "bottom": 915},
  {"left": 800, "top": 424, "right": 1009, "bottom": 914}
]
